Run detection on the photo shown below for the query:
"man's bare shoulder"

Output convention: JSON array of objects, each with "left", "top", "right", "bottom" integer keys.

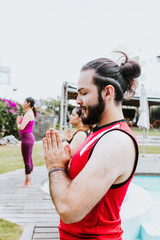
[
  {"left": 89, "top": 129, "right": 136, "bottom": 176},
  {"left": 97, "top": 129, "right": 134, "bottom": 150}
]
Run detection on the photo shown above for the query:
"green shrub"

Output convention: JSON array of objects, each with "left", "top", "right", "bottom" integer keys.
[{"left": 0, "top": 98, "right": 24, "bottom": 139}]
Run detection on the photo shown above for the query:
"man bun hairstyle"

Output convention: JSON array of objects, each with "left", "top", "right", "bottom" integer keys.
[
  {"left": 81, "top": 51, "right": 141, "bottom": 104},
  {"left": 26, "top": 97, "right": 37, "bottom": 117},
  {"left": 119, "top": 51, "right": 141, "bottom": 98}
]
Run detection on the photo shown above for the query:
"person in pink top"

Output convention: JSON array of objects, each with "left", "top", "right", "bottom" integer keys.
[{"left": 17, "top": 97, "right": 37, "bottom": 187}]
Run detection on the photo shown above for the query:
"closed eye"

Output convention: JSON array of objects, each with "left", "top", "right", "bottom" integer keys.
[
  {"left": 77, "top": 88, "right": 89, "bottom": 96},
  {"left": 81, "top": 92, "right": 87, "bottom": 96}
]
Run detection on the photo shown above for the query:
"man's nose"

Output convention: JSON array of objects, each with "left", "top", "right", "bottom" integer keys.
[{"left": 76, "top": 94, "right": 82, "bottom": 105}]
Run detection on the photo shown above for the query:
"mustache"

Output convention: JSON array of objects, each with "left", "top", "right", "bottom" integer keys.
[{"left": 79, "top": 106, "right": 87, "bottom": 111}]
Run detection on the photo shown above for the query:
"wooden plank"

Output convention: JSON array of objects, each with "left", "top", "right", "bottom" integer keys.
[
  {"left": 34, "top": 228, "right": 59, "bottom": 233},
  {"left": 1, "top": 213, "right": 59, "bottom": 218},
  {"left": 37, "top": 210, "right": 58, "bottom": 214},
  {"left": 0, "top": 199, "right": 51, "bottom": 203},
  {"left": 1, "top": 209, "right": 32, "bottom": 214},
  {"left": 33, "top": 232, "right": 59, "bottom": 238},
  {"left": 2, "top": 217, "right": 59, "bottom": 224},
  {"left": 0, "top": 194, "right": 29, "bottom": 198},
  {"left": 24, "top": 204, "right": 54, "bottom": 209},
  {"left": 2, "top": 206, "right": 24, "bottom": 210},
  {"left": 33, "top": 238, "right": 59, "bottom": 240},
  {"left": 20, "top": 224, "right": 34, "bottom": 240},
  {"left": 35, "top": 223, "right": 59, "bottom": 227}
]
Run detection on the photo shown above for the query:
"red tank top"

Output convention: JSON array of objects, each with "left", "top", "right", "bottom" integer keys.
[{"left": 59, "top": 119, "right": 139, "bottom": 240}]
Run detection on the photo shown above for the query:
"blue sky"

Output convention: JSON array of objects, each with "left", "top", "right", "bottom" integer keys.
[{"left": 0, "top": 0, "right": 160, "bottom": 103}]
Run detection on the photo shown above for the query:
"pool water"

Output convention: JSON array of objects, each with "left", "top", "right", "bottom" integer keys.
[
  {"left": 121, "top": 175, "right": 160, "bottom": 240},
  {"left": 132, "top": 175, "right": 160, "bottom": 222}
]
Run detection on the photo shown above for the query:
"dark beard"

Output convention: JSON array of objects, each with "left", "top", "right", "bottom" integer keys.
[{"left": 81, "top": 92, "right": 105, "bottom": 125}]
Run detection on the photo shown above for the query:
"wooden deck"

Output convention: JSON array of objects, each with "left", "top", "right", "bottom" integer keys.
[
  {"left": 136, "top": 154, "right": 160, "bottom": 175},
  {"left": 0, "top": 166, "right": 60, "bottom": 239},
  {"left": 32, "top": 224, "right": 59, "bottom": 240},
  {"left": 0, "top": 154, "right": 160, "bottom": 240}
]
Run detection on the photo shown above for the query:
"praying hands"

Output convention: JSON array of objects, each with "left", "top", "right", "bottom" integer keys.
[{"left": 43, "top": 129, "right": 71, "bottom": 172}]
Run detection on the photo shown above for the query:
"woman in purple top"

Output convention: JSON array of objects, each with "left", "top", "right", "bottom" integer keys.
[{"left": 17, "top": 97, "right": 37, "bottom": 187}]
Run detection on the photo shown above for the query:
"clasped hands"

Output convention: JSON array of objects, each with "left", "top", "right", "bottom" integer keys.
[
  {"left": 43, "top": 129, "right": 71, "bottom": 171},
  {"left": 16, "top": 115, "right": 21, "bottom": 124}
]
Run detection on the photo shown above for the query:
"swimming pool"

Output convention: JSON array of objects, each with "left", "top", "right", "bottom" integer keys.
[
  {"left": 41, "top": 175, "right": 160, "bottom": 240},
  {"left": 132, "top": 175, "right": 160, "bottom": 222},
  {"left": 122, "top": 175, "right": 160, "bottom": 240}
]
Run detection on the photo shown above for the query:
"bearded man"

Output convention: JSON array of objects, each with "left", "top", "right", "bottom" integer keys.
[{"left": 43, "top": 52, "right": 141, "bottom": 240}]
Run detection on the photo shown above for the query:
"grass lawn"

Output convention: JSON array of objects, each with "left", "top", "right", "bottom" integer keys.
[
  {"left": 0, "top": 218, "right": 23, "bottom": 240},
  {"left": 139, "top": 145, "right": 160, "bottom": 154},
  {"left": 0, "top": 143, "right": 44, "bottom": 175},
  {"left": 132, "top": 128, "right": 160, "bottom": 136}
]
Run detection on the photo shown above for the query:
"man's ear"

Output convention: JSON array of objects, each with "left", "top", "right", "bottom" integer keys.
[{"left": 104, "top": 85, "right": 115, "bottom": 100}]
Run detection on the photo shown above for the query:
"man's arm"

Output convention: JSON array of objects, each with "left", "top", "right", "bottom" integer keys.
[{"left": 43, "top": 129, "right": 135, "bottom": 224}]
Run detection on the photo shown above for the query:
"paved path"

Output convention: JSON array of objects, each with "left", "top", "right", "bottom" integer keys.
[
  {"left": 0, "top": 166, "right": 60, "bottom": 239},
  {"left": 0, "top": 154, "right": 160, "bottom": 239},
  {"left": 137, "top": 136, "right": 160, "bottom": 146},
  {"left": 136, "top": 154, "right": 160, "bottom": 175}
]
